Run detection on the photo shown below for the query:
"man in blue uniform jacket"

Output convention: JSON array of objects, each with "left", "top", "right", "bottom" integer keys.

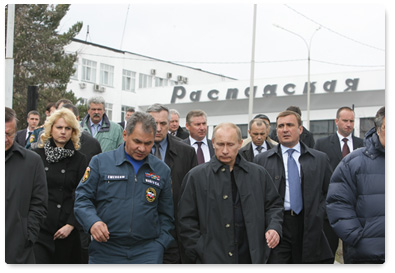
[{"left": 74, "top": 112, "right": 174, "bottom": 264}]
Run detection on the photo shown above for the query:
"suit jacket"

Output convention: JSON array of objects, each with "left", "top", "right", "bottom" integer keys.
[
  {"left": 15, "top": 128, "right": 28, "bottom": 147},
  {"left": 5, "top": 143, "right": 48, "bottom": 263},
  {"left": 174, "top": 126, "right": 189, "bottom": 140},
  {"left": 118, "top": 120, "right": 126, "bottom": 129},
  {"left": 253, "top": 142, "right": 333, "bottom": 263},
  {"left": 314, "top": 133, "right": 364, "bottom": 172},
  {"left": 182, "top": 137, "right": 215, "bottom": 162},
  {"left": 239, "top": 140, "right": 277, "bottom": 162}
]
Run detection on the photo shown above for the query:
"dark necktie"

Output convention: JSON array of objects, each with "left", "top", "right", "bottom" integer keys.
[
  {"left": 342, "top": 138, "right": 350, "bottom": 158},
  {"left": 256, "top": 146, "right": 263, "bottom": 154},
  {"left": 25, "top": 131, "right": 32, "bottom": 145},
  {"left": 287, "top": 149, "right": 303, "bottom": 214},
  {"left": 154, "top": 143, "right": 162, "bottom": 160},
  {"left": 196, "top": 142, "right": 205, "bottom": 165}
]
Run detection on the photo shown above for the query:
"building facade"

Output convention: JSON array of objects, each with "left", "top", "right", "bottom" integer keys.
[{"left": 66, "top": 39, "right": 385, "bottom": 139}]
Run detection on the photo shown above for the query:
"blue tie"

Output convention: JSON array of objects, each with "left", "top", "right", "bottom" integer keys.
[{"left": 287, "top": 149, "right": 303, "bottom": 214}]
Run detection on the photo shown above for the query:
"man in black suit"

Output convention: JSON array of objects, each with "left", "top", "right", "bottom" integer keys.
[
  {"left": 314, "top": 106, "right": 364, "bottom": 263},
  {"left": 239, "top": 118, "right": 277, "bottom": 162},
  {"left": 182, "top": 110, "right": 214, "bottom": 164},
  {"left": 254, "top": 110, "right": 333, "bottom": 263},
  {"left": 15, "top": 110, "right": 40, "bottom": 147},
  {"left": 118, "top": 107, "right": 135, "bottom": 129},
  {"left": 169, "top": 109, "right": 189, "bottom": 139},
  {"left": 146, "top": 103, "right": 198, "bottom": 264}
]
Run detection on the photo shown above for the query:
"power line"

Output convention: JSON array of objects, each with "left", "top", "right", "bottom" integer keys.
[
  {"left": 284, "top": 4, "right": 385, "bottom": 52},
  {"left": 66, "top": 50, "right": 384, "bottom": 68}
]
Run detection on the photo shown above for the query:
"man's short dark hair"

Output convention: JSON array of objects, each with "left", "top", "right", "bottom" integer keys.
[
  {"left": 375, "top": 106, "right": 385, "bottom": 130},
  {"left": 62, "top": 103, "right": 79, "bottom": 117},
  {"left": 286, "top": 106, "right": 302, "bottom": 116},
  {"left": 336, "top": 106, "right": 354, "bottom": 119}
]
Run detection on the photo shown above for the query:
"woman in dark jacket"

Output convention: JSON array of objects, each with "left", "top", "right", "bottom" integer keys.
[
  {"left": 33, "top": 108, "right": 87, "bottom": 263},
  {"left": 326, "top": 106, "right": 385, "bottom": 263}
]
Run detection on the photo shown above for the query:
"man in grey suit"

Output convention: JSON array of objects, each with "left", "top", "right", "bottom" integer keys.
[
  {"left": 314, "top": 106, "right": 364, "bottom": 263},
  {"left": 239, "top": 118, "right": 277, "bottom": 162}
]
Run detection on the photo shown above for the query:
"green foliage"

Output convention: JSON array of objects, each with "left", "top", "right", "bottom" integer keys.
[{"left": 5, "top": 4, "right": 83, "bottom": 129}]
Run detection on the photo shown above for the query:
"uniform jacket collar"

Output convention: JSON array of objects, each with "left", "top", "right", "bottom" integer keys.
[{"left": 114, "top": 143, "right": 159, "bottom": 172}]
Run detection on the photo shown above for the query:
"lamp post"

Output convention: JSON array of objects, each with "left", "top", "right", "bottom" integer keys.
[{"left": 273, "top": 24, "right": 321, "bottom": 130}]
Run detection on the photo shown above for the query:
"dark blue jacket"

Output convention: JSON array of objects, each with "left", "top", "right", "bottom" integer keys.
[
  {"left": 326, "top": 127, "right": 385, "bottom": 263},
  {"left": 74, "top": 143, "right": 174, "bottom": 249}
]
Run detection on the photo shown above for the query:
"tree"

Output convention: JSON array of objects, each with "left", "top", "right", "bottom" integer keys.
[{"left": 5, "top": 4, "right": 83, "bottom": 129}]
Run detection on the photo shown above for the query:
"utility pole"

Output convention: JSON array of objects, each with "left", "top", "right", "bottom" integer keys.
[
  {"left": 5, "top": 4, "right": 15, "bottom": 108},
  {"left": 248, "top": 4, "right": 257, "bottom": 123}
]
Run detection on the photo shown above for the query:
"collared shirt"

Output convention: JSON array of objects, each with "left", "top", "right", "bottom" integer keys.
[
  {"left": 90, "top": 118, "right": 103, "bottom": 137},
  {"left": 251, "top": 141, "right": 268, "bottom": 157},
  {"left": 152, "top": 136, "right": 168, "bottom": 162},
  {"left": 281, "top": 143, "right": 301, "bottom": 211},
  {"left": 189, "top": 136, "right": 211, "bottom": 163},
  {"left": 25, "top": 129, "right": 34, "bottom": 141},
  {"left": 337, "top": 132, "right": 354, "bottom": 152}
]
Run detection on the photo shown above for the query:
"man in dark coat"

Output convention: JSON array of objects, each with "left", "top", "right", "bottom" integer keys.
[
  {"left": 15, "top": 110, "right": 40, "bottom": 147},
  {"left": 179, "top": 123, "right": 283, "bottom": 264},
  {"left": 314, "top": 106, "right": 364, "bottom": 261},
  {"left": 169, "top": 109, "right": 189, "bottom": 139},
  {"left": 5, "top": 107, "right": 48, "bottom": 263},
  {"left": 182, "top": 110, "right": 215, "bottom": 164},
  {"left": 326, "top": 106, "right": 385, "bottom": 264},
  {"left": 270, "top": 106, "right": 315, "bottom": 148},
  {"left": 147, "top": 104, "right": 198, "bottom": 263},
  {"left": 239, "top": 118, "right": 277, "bottom": 162},
  {"left": 254, "top": 110, "right": 333, "bottom": 263}
]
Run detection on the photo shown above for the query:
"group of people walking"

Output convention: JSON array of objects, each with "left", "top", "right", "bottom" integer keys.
[{"left": 5, "top": 96, "right": 385, "bottom": 264}]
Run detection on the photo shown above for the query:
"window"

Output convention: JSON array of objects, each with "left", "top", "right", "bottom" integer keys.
[
  {"left": 81, "top": 59, "right": 97, "bottom": 82},
  {"left": 236, "top": 124, "right": 248, "bottom": 139},
  {"left": 139, "top": 73, "right": 153, "bottom": 89},
  {"left": 360, "top": 117, "right": 375, "bottom": 138},
  {"left": 122, "top": 69, "right": 136, "bottom": 92},
  {"left": 105, "top": 103, "right": 113, "bottom": 121},
  {"left": 155, "top": 77, "right": 168, "bottom": 87},
  {"left": 100, "top": 63, "right": 114, "bottom": 87},
  {"left": 121, "top": 105, "right": 133, "bottom": 121},
  {"left": 71, "top": 62, "right": 78, "bottom": 80},
  {"left": 310, "top": 120, "right": 336, "bottom": 141}
]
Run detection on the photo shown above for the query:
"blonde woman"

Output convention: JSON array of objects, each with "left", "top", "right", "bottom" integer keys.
[{"left": 32, "top": 108, "right": 87, "bottom": 263}]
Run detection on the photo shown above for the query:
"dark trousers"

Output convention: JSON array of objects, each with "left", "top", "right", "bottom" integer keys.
[
  {"left": 268, "top": 211, "right": 304, "bottom": 264},
  {"left": 34, "top": 229, "right": 82, "bottom": 264}
]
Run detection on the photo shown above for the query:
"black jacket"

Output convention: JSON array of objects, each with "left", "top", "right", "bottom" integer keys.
[
  {"left": 79, "top": 130, "right": 102, "bottom": 164},
  {"left": 326, "top": 127, "right": 385, "bottom": 263},
  {"left": 314, "top": 133, "right": 364, "bottom": 172},
  {"left": 174, "top": 126, "right": 189, "bottom": 140},
  {"left": 254, "top": 142, "right": 333, "bottom": 263},
  {"left": 15, "top": 128, "right": 28, "bottom": 146},
  {"left": 178, "top": 155, "right": 283, "bottom": 263},
  {"left": 33, "top": 140, "right": 87, "bottom": 235},
  {"left": 5, "top": 143, "right": 48, "bottom": 263},
  {"left": 239, "top": 140, "right": 277, "bottom": 162}
]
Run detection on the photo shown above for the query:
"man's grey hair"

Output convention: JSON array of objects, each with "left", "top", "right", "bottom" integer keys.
[
  {"left": 186, "top": 110, "right": 207, "bottom": 125},
  {"left": 146, "top": 103, "right": 170, "bottom": 121},
  {"left": 169, "top": 109, "right": 180, "bottom": 118},
  {"left": 375, "top": 106, "right": 385, "bottom": 131},
  {"left": 87, "top": 96, "right": 106, "bottom": 109},
  {"left": 126, "top": 111, "right": 157, "bottom": 136}
]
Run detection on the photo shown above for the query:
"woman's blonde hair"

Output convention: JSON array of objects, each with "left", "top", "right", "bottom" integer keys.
[{"left": 38, "top": 108, "right": 81, "bottom": 149}]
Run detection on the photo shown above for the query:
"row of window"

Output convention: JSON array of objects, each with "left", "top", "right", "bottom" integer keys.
[{"left": 72, "top": 58, "right": 180, "bottom": 92}]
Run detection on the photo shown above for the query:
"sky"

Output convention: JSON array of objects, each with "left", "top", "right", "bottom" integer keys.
[{"left": 58, "top": 1, "right": 386, "bottom": 81}]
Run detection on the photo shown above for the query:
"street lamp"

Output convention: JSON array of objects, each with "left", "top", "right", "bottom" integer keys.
[{"left": 273, "top": 24, "right": 321, "bottom": 130}]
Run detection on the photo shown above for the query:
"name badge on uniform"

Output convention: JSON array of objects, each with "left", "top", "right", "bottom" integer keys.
[
  {"left": 105, "top": 175, "right": 128, "bottom": 181},
  {"left": 144, "top": 172, "right": 161, "bottom": 187}
]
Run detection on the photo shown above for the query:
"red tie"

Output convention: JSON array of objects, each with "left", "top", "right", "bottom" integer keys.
[
  {"left": 196, "top": 142, "right": 205, "bottom": 165},
  {"left": 342, "top": 138, "right": 350, "bottom": 158}
]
